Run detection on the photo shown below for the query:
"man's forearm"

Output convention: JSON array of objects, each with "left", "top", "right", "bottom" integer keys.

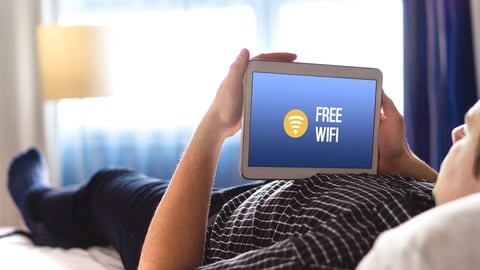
[
  {"left": 397, "top": 151, "right": 438, "bottom": 181},
  {"left": 139, "top": 115, "right": 227, "bottom": 269}
]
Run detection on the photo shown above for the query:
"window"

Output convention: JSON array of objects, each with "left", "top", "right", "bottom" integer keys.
[
  {"left": 276, "top": 1, "right": 404, "bottom": 110},
  {"left": 53, "top": 0, "right": 403, "bottom": 186}
]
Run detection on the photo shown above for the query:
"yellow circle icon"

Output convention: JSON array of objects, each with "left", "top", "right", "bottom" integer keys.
[{"left": 284, "top": 109, "right": 308, "bottom": 138}]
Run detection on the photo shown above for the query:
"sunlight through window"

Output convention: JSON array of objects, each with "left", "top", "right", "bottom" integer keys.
[
  {"left": 276, "top": 0, "right": 403, "bottom": 111},
  {"left": 54, "top": 0, "right": 403, "bottom": 186}
]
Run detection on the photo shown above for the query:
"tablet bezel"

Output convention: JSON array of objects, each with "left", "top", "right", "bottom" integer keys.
[{"left": 240, "top": 60, "right": 383, "bottom": 180}]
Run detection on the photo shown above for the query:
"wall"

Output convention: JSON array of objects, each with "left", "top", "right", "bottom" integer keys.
[{"left": 0, "top": 0, "right": 45, "bottom": 227}]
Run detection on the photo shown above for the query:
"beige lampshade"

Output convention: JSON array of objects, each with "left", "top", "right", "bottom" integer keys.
[{"left": 37, "top": 25, "right": 112, "bottom": 100}]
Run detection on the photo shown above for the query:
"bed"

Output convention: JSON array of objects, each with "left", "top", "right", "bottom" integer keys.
[
  {"left": 2, "top": 192, "right": 480, "bottom": 269},
  {"left": 0, "top": 228, "right": 123, "bottom": 269}
]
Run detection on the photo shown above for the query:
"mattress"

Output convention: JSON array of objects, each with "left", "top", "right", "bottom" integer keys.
[{"left": 0, "top": 228, "right": 123, "bottom": 269}]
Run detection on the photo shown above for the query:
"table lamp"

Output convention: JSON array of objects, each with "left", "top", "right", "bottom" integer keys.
[{"left": 37, "top": 25, "right": 112, "bottom": 100}]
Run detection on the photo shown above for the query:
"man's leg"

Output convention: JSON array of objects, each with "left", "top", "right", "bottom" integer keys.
[
  {"left": 7, "top": 148, "right": 50, "bottom": 234},
  {"left": 72, "top": 168, "right": 170, "bottom": 269},
  {"left": 7, "top": 148, "right": 263, "bottom": 269},
  {"left": 8, "top": 148, "right": 173, "bottom": 269}
]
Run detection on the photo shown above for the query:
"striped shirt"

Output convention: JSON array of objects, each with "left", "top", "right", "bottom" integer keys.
[{"left": 200, "top": 173, "right": 434, "bottom": 269}]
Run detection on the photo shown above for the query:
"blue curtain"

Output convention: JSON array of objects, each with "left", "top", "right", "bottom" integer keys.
[{"left": 403, "top": 0, "right": 477, "bottom": 170}]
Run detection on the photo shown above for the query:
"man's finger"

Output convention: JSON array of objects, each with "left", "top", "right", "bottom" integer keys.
[
  {"left": 381, "top": 90, "right": 400, "bottom": 116},
  {"left": 228, "top": 49, "right": 250, "bottom": 80},
  {"left": 253, "top": 52, "right": 297, "bottom": 62}
]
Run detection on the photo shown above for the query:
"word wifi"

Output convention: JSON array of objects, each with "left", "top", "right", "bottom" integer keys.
[{"left": 315, "top": 106, "right": 343, "bottom": 143}]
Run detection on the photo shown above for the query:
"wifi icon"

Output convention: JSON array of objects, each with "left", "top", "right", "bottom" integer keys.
[{"left": 283, "top": 109, "right": 308, "bottom": 138}]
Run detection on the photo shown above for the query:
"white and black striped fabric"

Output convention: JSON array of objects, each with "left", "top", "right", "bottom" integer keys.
[{"left": 201, "top": 173, "right": 434, "bottom": 269}]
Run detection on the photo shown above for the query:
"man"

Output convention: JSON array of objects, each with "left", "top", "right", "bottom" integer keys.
[{"left": 7, "top": 49, "right": 479, "bottom": 269}]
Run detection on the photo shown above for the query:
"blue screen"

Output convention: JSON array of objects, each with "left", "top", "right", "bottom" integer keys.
[{"left": 248, "top": 72, "right": 377, "bottom": 168}]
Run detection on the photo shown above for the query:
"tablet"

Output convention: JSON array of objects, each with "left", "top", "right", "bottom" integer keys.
[{"left": 240, "top": 60, "right": 383, "bottom": 180}]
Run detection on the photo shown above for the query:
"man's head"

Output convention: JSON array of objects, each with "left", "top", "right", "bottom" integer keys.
[{"left": 433, "top": 100, "right": 480, "bottom": 205}]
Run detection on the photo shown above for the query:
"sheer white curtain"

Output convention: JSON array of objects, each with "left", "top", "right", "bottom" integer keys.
[
  {"left": 0, "top": 0, "right": 44, "bottom": 226},
  {"left": 56, "top": 4, "right": 258, "bottom": 187},
  {"left": 55, "top": 0, "right": 403, "bottom": 187}
]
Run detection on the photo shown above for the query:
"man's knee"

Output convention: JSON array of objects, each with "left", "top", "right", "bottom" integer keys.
[{"left": 87, "top": 168, "right": 139, "bottom": 196}]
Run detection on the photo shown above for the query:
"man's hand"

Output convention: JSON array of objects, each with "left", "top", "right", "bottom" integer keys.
[
  {"left": 377, "top": 90, "right": 410, "bottom": 174},
  {"left": 377, "top": 90, "right": 437, "bottom": 180},
  {"left": 206, "top": 49, "right": 297, "bottom": 139}
]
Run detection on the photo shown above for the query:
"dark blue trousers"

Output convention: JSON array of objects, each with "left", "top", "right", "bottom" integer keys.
[{"left": 31, "top": 169, "right": 262, "bottom": 270}]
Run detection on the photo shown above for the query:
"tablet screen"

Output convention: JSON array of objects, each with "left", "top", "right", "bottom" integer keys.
[{"left": 241, "top": 61, "right": 382, "bottom": 179}]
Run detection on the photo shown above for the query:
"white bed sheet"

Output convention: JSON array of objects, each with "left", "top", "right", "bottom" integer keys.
[{"left": 0, "top": 229, "right": 124, "bottom": 270}]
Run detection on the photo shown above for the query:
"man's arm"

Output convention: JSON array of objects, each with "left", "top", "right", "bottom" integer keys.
[
  {"left": 377, "top": 91, "right": 438, "bottom": 181},
  {"left": 138, "top": 49, "right": 297, "bottom": 269},
  {"left": 138, "top": 50, "right": 250, "bottom": 269}
]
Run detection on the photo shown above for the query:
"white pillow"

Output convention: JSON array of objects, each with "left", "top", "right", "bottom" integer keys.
[{"left": 357, "top": 192, "right": 480, "bottom": 270}]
